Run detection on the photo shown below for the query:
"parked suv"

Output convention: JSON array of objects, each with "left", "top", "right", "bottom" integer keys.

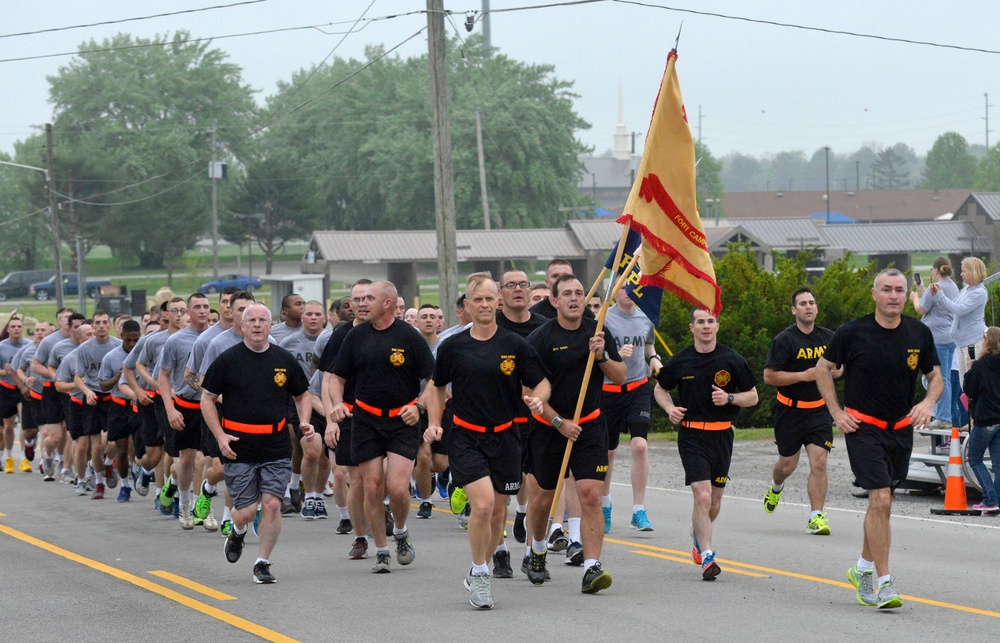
[{"left": 0, "top": 270, "right": 55, "bottom": 301}]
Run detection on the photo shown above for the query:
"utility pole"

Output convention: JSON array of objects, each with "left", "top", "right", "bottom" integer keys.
[
  {"left": 824, "top": 146, "right": 831, "bottom": 224},
  {"left": 475, "top": 111, "right": 490, "bottom": 230},
  {"left": 45, "top": 123, "right": 64, "bottom": 308},
  {"left": 481, "top": 0, "right": 491, "bottom": 48},
  {"left": 428, "top": 0, "right": 459, "bottom": 325},
  {"left": 986, "top": 93, "right": 991, "bottom": 150},
  {"left": 210, "top": 124, "right": 220, "bottom": 279}
]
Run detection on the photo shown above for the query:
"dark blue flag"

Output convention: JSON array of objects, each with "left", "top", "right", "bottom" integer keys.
[{"left": 604, "top": 228, "right": 663, "bottom": 326}]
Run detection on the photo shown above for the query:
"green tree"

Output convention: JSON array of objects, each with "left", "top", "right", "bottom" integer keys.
[
  {"left": 974, "top": 142, "right": 1000, "bottom": 191},
  {"left": 0, "top": 152, "right": 44, "bottom": 272},
  {"left": 264, "top": 35, "right": 590, "bottom": 232},
  {"left": 42, "top": 32, "right": 258, "bottom": 274},
  {"left": 695, "top": 140, "right": 724, "bottom": 219},
  {"left": 922, "top": 132, "right": 976, "bottom": 188},
  {"left": 871, "top": 146, "right": 910, "bottom": 189}
]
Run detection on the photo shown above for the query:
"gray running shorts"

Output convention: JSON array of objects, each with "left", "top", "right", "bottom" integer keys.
[{"left": 223, "top": 458, "right": 292, "bottom": 511}]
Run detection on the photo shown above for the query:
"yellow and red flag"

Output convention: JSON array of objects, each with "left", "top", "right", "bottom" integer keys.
[{"left": 617, "top": 49, "right": 721, "bottom": 316}]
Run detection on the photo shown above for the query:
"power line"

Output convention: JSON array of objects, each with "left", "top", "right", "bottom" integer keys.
[{"left": 0, "top": 1, "right": 271, "bottom": 40}]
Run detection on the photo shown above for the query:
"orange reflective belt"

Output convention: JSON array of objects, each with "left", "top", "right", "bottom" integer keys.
[
  {"left": 681, "top": 420, "right": 732, "bottom": 431},
  {"left": 532, "top": 408, "right": 601, "bottom": 426},
  {"left": 43, "top": 381, "right": 54, "bottom": 388},
  {"left": 141, "top": 388, "right": 159, "bottom": 398},
  {"left": 69, "top": 396, "right": 84, "bottom": 406},
  {"left": 29, "top": 390, "right": 43, "bottom": 401},
  {"left": 846, "top": 408, "right": 912, "bottom": 431},
  {"left": 343, "top": 402, "right": 354, "bottom": 412},
  {"left": 173, "top": 396, "right": 200, "bottom": 410},
  {"left": 453, "top": 414, "right": 513, "bottom": 434},
  {"left": 513, "top": 416, "right": 529, "bottom": 424},
  {"left": 602, "top": 377, "right": 649, "bottom": 394},
  {"left": 222, "top": 417, "right": 286, "bottom": 435},
  {"left": 776, "top": 392, "right": 825, "bottom": 409},
  {"left": 0, "top": 381, "right": 16, "bottom": 390},
  {"left": 111, "top": 396, "right": 128, "bottom": 407},
  {"left": 355, "top": 398, "right": 415, "bottom": 418}
]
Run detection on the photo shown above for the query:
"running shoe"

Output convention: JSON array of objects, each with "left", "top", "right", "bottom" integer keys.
[
  {"left": 158, "top": 479, "right": 177, "bottom": 510},
  {"left": 394, "top": 530, "right": 415, "bottom": 565},
  {"left": 136, "top": 470, "right": 152, "bottom": 497},
  {"left": 457, "top": 504, "right": 470, "bottom": 530},
  {"left": 202, "top": 513, "right": 219, "bottom": 532},
  {"left": 74, "top": 480, "right": 88, "bottom": 496},
  {"left": 513, "top": 511, "right": 527, "bottom": 543},
  {"left": 60, "top": 469, "right": 75, "bottom": 484},
  {"left": 603, "top": 502, "right": 612, "bottom": 533},
  {"left": 630, "top": 509, "right": 653, "bottom": 531},
  {"left": 526, "top": 549, "right": 547, "bottom": 586},
  {"left": 105, "top": 464, "right": 118, "bottom": 489},
  {"left": 253, "top": 561, "right": 276, "bottom": 584},
  {"left": 194, "top": 488, "right": 215, "bottom": 521},
  {"left": 336, "top": 518, "right": 353, "bottom": 535},
  {"left": 92, "top": 483, "right": 105, "bottom": 500},
  {"left": 877, "top": 576, "right": 903, "bottom": 609},
  {"left": 807, "top": 512, "right": 831, "bottom": 535},
  {"left": 179, "top": 502, "right": 194, "bottom": 530},
  {"left": 225, "top": 528, "right": 246, "bottom": 563},
  {"left": 280, "top": 495, "right": 295, "bottom": 515},
  {"left": 252, "top": 504, "right": 262, "bottom": 537},
  {"left": 117, "top": 487, "right": 131, "bottom": 503},
  {"left": 323, "top": 480, "right": 334, "bottom": 497},
  {"left": 417, "top": 501, "right": 433, "bottom": 519},
  {"left": 19, "top": 458, "right": 32, "bottom": 473},
  {"left": 220, "top": 519, "right": 233, "bottom": 537},
  {"left": 493, "top": 550, "right": 513, "bottom": 578},
  {"left": 521, "top": 552, "right": 551, "bottom": 582},
  {"left": 24, "top": 440, "right": 35, "bottom": 462},
  {"left": 581, "top": 561, "right": 612, "bottom": 594},
  {"left": 450, "top": 485, "right": 468, "bottom": 515},
  {"left": 564, "top": 541, "right": 584, "bottom": 566},
  {"left": 548, "top": 527, "right": 569, "bottom": 552},
  {"left": 4, "top": 457, "right": 14, "bottom": 474},
  {"left": 384, "top": 505, "right": 394, "bottom": 537},
  {"left": 973, "top": 502, "right": 1000, "bottom": 514},
  {"left": 301, "top": 498, "right": 317, "bottom": 520},
  {"left": 172, "top": 497, "right": 180, "bottom": 519},
  {"left": 763, "top": 484, "right": 782, "bottom": 513},
  {"left": 372, "top": 550, "right": 391, "bottom": 574},
  {"left": 846, "top": 564, "right": 877, "bottom": 606},
  {"left": 42, "top": 457, "right": 56, "bottom": 481},
  {"left": 289, "top": 488, "right": 302, "bottom": 513},
  {"left": 464, "top": 570, "right": 494, "bottom": 609},
  {"left": 349, "top": 537, "right": 368, "bottom": 559},
  {"left": 701, "top": 551, "right": 721, "bottom": 581},
  {"left": 315, "top": 499, "right": 328, "bottom": 519},
  {"left": 691, "top": 527, "right": 702, "bottom": 565},
  {"left": 436, "top": 471, "right": 449, "bottom": 499}
]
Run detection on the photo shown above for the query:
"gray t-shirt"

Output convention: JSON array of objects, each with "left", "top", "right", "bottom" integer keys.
[
  {"left": 269, "top": 321, "right": 302, "bottom": 344},
  {"left": 279, "top": 331, "right": 323, "bottom": 379},
  {"left": 0, "top": 337, "right": 30, "bottom": 387},
  {"left": 313, "top": 327, "right": 334, "bottom": 361},
  {"left": 48, "top": 337, "right": 77, "bottom": 370},
  {"left": 918, "top": 278, "right": 959, "bottom": 344},
  {"left": 603, "top": 305, "right": 654, "bottom": 384},
  {"left": 56, "top": 350, "right": 83, "bottom": 400},
  {"left": 201, "top": 328, "right": 276, "bottom": 376},
  {"left": 934, "top": 281, "right": 988, "bottom": 347},
  {"left": 99, "top": 345, "right": 130, "bottom": 399},
  {"left": 156, "top": 326, "right": 205, "bottom": 400},
  {"left": 33, "top": 330, "right": 71, "bottom": 383},
  {"left": 136, "top": 329, "right": 172, "bottom": 380},
  {"left": 184, "top": 321, "right": 226, "bottom": 376},
  {"left": 16, "top": 343, "right": 43, "bottom": 395},
  {"left": 73, "top": 336, "right": 123, "bottom": 391}
]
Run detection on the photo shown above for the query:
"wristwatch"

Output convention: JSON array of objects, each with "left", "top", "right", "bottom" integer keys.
[
  {"left": 727, "top": 393, "right": 735, "bottom": 405},
  {"left": 551, "top": 416, "right": 564, "bottom": 429},
  {"left": 596, "top": 351, "right": 609, "bottom": 364}
]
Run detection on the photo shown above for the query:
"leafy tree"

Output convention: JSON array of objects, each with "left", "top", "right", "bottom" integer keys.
[
  {"left": 974, "top": 142, "right": 1000, "bottom": 191},
  {"left": 41, "top": 32, "right": 258, "bottom": 273},
  {"left": 264, "top": 35, "right": 590, "bottom": 232},
  {"left": 720, "top": 152, "right": 763, "bottom": 192},
  {"left": 695, "top": 141, "right": 724, "bottom": 219},
  {"left": 871, "top": 145, "right": 911, "bottom": 189},
  {"left": 0, "top": 152, "right": 44, "bottom": 272},
  {"left": 922, "top": 132, "right": 976, "bottom": 189}
]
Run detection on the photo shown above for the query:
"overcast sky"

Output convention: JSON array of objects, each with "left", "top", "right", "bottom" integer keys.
[{"left": 2, "top": 0, "right": 999, "bottom": 164}]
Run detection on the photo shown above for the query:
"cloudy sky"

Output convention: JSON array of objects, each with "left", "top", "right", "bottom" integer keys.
[{"left": 2, "top": 0, "right": 998, "bottom": 163}]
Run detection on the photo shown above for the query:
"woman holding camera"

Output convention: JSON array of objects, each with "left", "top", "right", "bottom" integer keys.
[
  {"left": 931, "top": 257, "right": 988, "bottom": 387},
  {"left": 911, "top": 257, "right": 958, "bottom": 429}
]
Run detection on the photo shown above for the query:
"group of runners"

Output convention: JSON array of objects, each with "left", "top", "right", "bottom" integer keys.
[{"left": 0, "top": 261, "right": 941, "bottom": 611}]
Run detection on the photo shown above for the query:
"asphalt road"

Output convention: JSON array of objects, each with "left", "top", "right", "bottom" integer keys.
[{"left": 2, "top": 434, "right": 999, "bottom": 641}]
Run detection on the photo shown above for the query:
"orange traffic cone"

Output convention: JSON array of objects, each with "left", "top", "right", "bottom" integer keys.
[{"left": 930, "top": 427, "right": 980, "bottom": 516}]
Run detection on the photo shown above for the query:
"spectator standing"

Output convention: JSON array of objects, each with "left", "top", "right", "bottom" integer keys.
[
  {"left": 962, "top": 326, "right": 1000, "bottom": 514},
  {"left": 910, "top": 257, "right": 958, "bottom": 429}
]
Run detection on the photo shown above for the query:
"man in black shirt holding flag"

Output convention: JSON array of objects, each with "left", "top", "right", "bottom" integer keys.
[{"left": 203, "top": 303, "right": 314, "bottom": 585}]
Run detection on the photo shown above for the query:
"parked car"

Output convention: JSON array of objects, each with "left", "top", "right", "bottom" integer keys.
[
  {"left": 0, "top": 269, "right": 55, "bottom": 301},
  {"left": 197, "top": 274, "right": 261, "bottom": 293},
  {"left": 28, "top": 273, "right": 112, "bottom": 301}
]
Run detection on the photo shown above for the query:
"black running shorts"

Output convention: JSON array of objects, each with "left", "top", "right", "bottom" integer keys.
[
  {"left": 529, "top": 415, "right": 608, "bottom": 491},
  {"left": 677, "top": 427, "right": 734, "bottom": 487},
  {"left": 772, "top": 404, "right": 834, "bottom": 458},
  {"left": 164, "top": 402, "right": 202, "bottom": 457},
  {"left": 351, "top": 408, "right": 421, "bottom": 463},
  {"left": 604, "top": 387, "right": 651, "bottom": 451},
  {"left": 448, "top": 424, "right": 521, "bottom": 495},
  {"left": 845, "top": 423, "right": 912, "bottom": 490}
]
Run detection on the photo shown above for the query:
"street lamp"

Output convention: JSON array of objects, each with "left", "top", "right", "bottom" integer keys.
[
  {"left": 824, "top": 146, "right": 831, "bottom": 224},
  {"left": 233, "top": 213, "right": 265, "bottom": 288}
]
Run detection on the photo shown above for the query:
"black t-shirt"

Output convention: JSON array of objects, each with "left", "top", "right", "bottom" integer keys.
[
  {"left": 527, "top": 316, "right": 622, "bottom": 418},
  {"left": 332, "top": 319, "right": 435, "bottom": 409},
  {"left": 530, "top": 299, "right": 595, "bottom": 321},
  {"left": 318, "top": 321, "right": 357, "bottom": 404},
  {"left": 823, "top": 313, "right": 938, "bottom": 421},
  {"left": 765, "top": 324, "right": 835, "bottom": 402},
  {"left": 496, "top": 310, "right": 548, "bottom": 339},
  {"left": 656, "top": 343, "right": 757, "bottom": 423},
  {"left": 202, "top": 343, "right": 309, "bottom": 463},
  {"left": 432, "top": 327, "right": 548, "bottom": 426}
]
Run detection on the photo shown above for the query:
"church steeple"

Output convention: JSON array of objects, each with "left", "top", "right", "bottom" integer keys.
[{"left": 612, "top": 82, "right": 629, "bottom": 161}]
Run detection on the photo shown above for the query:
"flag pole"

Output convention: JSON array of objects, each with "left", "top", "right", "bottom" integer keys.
[
  {"left": 585, "top": 223, "right": 630, "bottom": 303},
  {"left": 584, "top": 268, "right": 609, "bottom": 303},
  {"left": 653, "top": 328, "right": 673, "bottom": 357},
  {"left": 546, "top": 249, "right": 642, "bottom": 530}
]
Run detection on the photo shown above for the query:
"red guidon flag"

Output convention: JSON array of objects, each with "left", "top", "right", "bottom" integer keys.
[{"left": 617, "top": 49, "right": 721, "bottom": 316}]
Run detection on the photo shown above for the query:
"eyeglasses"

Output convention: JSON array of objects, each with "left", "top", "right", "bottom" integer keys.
[
  {"left": 168, "top": 308, "right": 187, "bottom": 315},
  {"left": 502, "top": 281, "right": 531, "bottom": 290}
]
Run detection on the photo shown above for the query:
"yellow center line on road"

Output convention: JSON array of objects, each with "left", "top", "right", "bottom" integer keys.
[
  {"left": 630, "top": 550, "right": 768, "bottom": 577},
  {"left": 0, "top": 522, "right": 298, "bottom": 642},
  {"left": 148, "top": 570, "right": 237, "bottom": 601},
  {"left": 609, "top": 536, "right": 1000, "bottom": 618}
]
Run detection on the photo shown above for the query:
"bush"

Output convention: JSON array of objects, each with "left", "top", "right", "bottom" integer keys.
[{"left": 650, "top": 245, "right": 882, "bottom": 429}]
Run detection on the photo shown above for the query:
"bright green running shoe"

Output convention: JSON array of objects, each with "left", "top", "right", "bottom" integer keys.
[
  {"left": 846, "top": 564, "right": 877, "bottom": 606},
  {"left": 877, "top": 577, "right": 903, "bottom": 609},
  {"left": 450, "top": 485, "right": 468, "bottom": 515},
  {"left": 194, "top": 490, "right": 214, "bottom": 521},
  {"left": 763, "top": 484, "right": 782, "bottom": 514},
  {"left": 807, "top": 512, "right": 831, "bottom": 535},
  {"left": 159, "top": 478, "right": 177, "bottom": 510}
]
